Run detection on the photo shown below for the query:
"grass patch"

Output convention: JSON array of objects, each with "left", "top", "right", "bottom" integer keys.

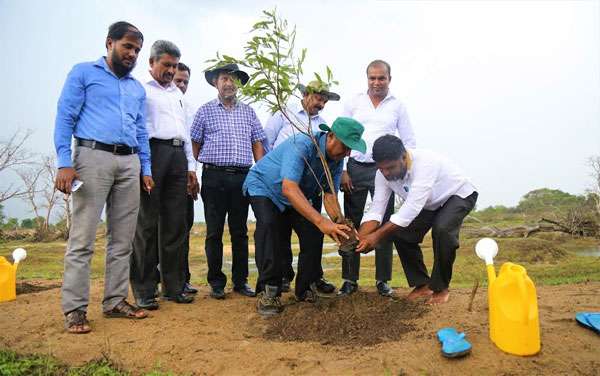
[
  {"left": 0, "top": 223, "right": 598, "bottom": 289},
  {"left": 0, "top": 348, "right": 179, "bottom": 376}
]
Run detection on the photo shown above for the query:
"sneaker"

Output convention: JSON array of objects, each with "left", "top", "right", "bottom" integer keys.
[
  {"left": 296, "top": 289, "right": 319, "bottom": 303},
  {"left": 256, "top": 285, "right": 283, "bottom": 316},
  {"left": 376, "top": 281, "right": 394, "bottom": 297},
  {"left": 183, "top": 283, "right": 198, "bottom": 294},
  {"left": 337, "top": 280, "right": 358, "bottom": 296}
]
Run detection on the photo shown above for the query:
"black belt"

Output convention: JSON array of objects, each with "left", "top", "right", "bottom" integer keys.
[
  {"left": 349, "top": 158, "right": 376, "bottom": 167},
  {"left": 76, "top": 138, "right": 138, "bottom": 155},
  {"left": 150, "top": 138, "right": 184, "bottom": 147},
  {"left": 203, "top": 164, "right": 250, "bottom": 174}
]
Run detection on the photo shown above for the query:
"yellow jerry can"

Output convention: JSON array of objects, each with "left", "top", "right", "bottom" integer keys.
[
  {"left": 487, "top": 262, "right": 541, "bottom": 356},
  {"left": 0, "top": 256, "right": 17, "bottom": 302}
]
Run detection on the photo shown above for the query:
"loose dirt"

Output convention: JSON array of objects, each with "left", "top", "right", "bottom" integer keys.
[
  {"left": 264, "top": 292, "right": 429, "bottom": 346},
  {"left": 1, "top": 281, "right": 599, "bottom": 375}
]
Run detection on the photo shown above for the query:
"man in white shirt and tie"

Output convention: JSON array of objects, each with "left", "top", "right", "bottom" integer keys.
[
  {"left": 356, "top": 135, "right": 478, "bottom": 304},
  {"left": 130, "top": 40, "right": 198, "bottom": 309},
  {"left": 339, "top": 60, "right": 416, "bottom": 297}
]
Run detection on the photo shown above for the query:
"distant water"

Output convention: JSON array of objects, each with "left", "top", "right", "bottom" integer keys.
[{"left": 575, "top": 246, "right": 600, "bottom": 257}]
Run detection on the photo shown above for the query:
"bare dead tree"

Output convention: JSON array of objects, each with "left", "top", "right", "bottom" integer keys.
[
  {"left": 0, "top": 130, "right": 33, "bottom": 203},
  {"left": 589, "top": 156, "right": 600, "bottom": 220},
  {"left": 39, "top": 156, "right": 60, "bottom": 233},
  {"left": 17, "top": 162, "right": 44, "bottom": 220}
]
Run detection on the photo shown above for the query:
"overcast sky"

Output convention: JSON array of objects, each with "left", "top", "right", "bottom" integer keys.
[{"left": 1, "top": 0, "right": 599, "bottom": 221}]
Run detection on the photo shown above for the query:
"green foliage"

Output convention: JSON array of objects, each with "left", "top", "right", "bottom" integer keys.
[
  {"left": 2, "top": 217, "right": 19, "bottom": 230},
  {"left": 20, "top": 218, "right": 35, "bottom": 229},
  {"left": 0, "top": 204, "right": 5, "bottom": 225},
  {"left": 516, "top": 188, "right": 585, "bottom": 213},
  {"left": 206, "top": 8, "right": 338, "bottom": 117}
]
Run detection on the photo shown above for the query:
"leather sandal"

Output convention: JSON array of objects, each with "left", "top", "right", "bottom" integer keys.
[
  {"left": 103, "top": 300, "right": 148, "bottom": 319},
  {"left": 65, "top": 309, "right": 91, "bottom": 334}
]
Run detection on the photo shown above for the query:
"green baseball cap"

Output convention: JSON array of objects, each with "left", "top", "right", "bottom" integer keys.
[{"left": 319, "top": 117, "right": 367, "bottom": 154}]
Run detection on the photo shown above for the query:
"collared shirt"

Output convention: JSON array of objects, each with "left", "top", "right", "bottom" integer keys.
[
  {"left": 342, "top": 91, "right": 416, "bottom": 166},
  {"left": 190, "top": 98, "right": 266, "bottom": 167},
  {"left": 143, "top": 78, "right": 195, "bottom": 171},
  {"left": 362, "top": 149, "right": 477, "bottom": 227},
  {"left": 263, "top": 101, "right": 326, "bottom": 152},
  {"left": 54, "top": 57, "right": 151, "bottom": 176},
  {"left": 243, "top": 131, "right": 343, "bottom": 212}
]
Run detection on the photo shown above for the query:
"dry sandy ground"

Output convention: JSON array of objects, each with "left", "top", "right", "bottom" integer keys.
[{"left": 1, "top": 280, "right": 599, "bottom": 375}]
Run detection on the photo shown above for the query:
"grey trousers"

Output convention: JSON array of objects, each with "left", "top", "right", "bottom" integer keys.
[{"left": 61, "top": 147, "right": 141, "bottom": 314}]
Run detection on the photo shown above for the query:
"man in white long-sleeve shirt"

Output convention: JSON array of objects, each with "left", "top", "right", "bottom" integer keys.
[
  {"left": 356, "top": 135, "right": 477, "bottom": 304},
  {"left": 338, "top": 59, "right": 416, "bottom": 297},
  {"left": 130, "top": 40, "right": 198, "bottom": 309}
]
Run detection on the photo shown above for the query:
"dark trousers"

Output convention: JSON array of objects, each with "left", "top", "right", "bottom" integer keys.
[
  {"left": 182, "top": 195, "right": 194, "bottom": 283},
  {"left": 341, "top": 159, "right": 395, "bottom": 282},
  {"left": 392, "top": 192, "right": 478, "bottom": 292},
  {"left": 201, "top": 168, "right": 249, "bottom": 289},
  {"left": 250, "top": 196, "right": 323, "bottom": 297},
  {"left": 280, "top": 195, "right": 324, "bottom": 282},
  {"left": 130, "top": 141, "right": 188, "bottom": 298}
]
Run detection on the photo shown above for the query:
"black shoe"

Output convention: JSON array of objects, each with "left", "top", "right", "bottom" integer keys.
[
  {"left": 183, "top": 283, "right": 198, "bottom": 294},
  {"left": 315, "top": 278, "right": 335, "bottom": 294},
  {"left": 256, "top": 285, "right": 283, "bottom": 317},
  {"left": 162, "top": 293, "right": 194, "bottom": 304},
  {"left": 337, "top": 281, "right": 358, "bottom": 296},
  {"left": 281, "top": 278, "right": 291, "bottom": 293},
  {"left": 136, "top": 297, "right": 159, "bottom": 310},
  {"left": 210, "top": 287, "right": 226, "bottom": 300},
  {"left": 376, "top": 281, "right": 394, "bottom": 297},
  {"left": 234, "top": 283, "right": 256, "bottom": 297}
]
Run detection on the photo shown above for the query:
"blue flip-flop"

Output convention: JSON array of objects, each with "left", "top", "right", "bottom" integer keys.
[
  {"left": 437, "top": 327, "right": 472, "bottom": 358},
  {"left": 576, "top": 312, "right": 600, "bottom": 334}
]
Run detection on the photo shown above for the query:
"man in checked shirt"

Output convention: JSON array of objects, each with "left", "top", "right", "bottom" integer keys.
[{"left": 191, "top": 63, "right": 266, "bottom": 300}]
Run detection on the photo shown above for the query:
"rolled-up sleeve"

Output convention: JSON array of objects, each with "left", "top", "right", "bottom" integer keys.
[
  {"left": 135, "top": 90, "right": 152, "bottom": 177},
  {"left": 362, "top": 171, "right": 393, "bottom": 224},
  {"left": 54, "top": 65, "right": 85, "bottom": 169}
]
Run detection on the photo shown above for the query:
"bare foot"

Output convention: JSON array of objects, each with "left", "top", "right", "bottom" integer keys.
[
  {"left": 427, "top": 289, "right": 450, "bottom": 305},
  {"left": 407, "top": 285, "right": 434, "bottom": 301}
]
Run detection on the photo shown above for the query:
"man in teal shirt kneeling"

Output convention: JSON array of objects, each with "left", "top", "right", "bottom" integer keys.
[{"left": 243, "top": 117, "right": 367, "bottom": 316}]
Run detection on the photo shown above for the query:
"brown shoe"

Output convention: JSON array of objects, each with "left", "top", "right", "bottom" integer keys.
[
  {"left": 103, "top": 300, "right": 148, "bottom": 319},
  {"left": 65, "top": 309, "right": 91, "bottom": 334}
]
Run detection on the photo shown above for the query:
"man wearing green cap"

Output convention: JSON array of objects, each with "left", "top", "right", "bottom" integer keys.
[
  {"left": 263, "top": 80, "right": 340, "bottom": 295},
  {"left": 243, "top": 117, "right": 366, "bottom": 316}
]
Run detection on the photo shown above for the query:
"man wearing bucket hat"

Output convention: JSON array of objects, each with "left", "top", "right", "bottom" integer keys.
[
  {"left": 243, "top": 117, "right": 366, "bottom": 316},
  {"left": 263, "top": 80, "right": 340, "bottom": 295},
  {"left": 191, "top": 63, "right": 266, "bottom": 300}
]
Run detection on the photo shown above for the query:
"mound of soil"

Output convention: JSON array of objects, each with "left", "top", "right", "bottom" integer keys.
[
  {"left": 264, "top": 292, "right": 429, "bottom": 346},
  {"left": 16, "top": 281, "right": 61, "bottom": 295},
  {"left": 497, "top": 238, "right": 567, "bottom": 263}
]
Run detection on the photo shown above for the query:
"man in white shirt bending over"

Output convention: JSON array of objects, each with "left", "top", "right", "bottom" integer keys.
[
  {"left": 130, "top": 40, "right": 198, "bottom": 309},
  {"left": 356, "top": 135, "right": 477, "bottom": 304},
  {"left": 339, "top": 59, "right": 416, "bottom": 297}
]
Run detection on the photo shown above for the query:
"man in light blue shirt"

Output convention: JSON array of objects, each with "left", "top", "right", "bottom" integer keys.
[
  {"left": 244, "top": 117, "right": 366, "bottom": 316},
  {"left": 54, "top": 21, "right": 153, "bottom": 334},
  {"left": 262, "top": 81, "right": 339, "bottom": 294}
]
